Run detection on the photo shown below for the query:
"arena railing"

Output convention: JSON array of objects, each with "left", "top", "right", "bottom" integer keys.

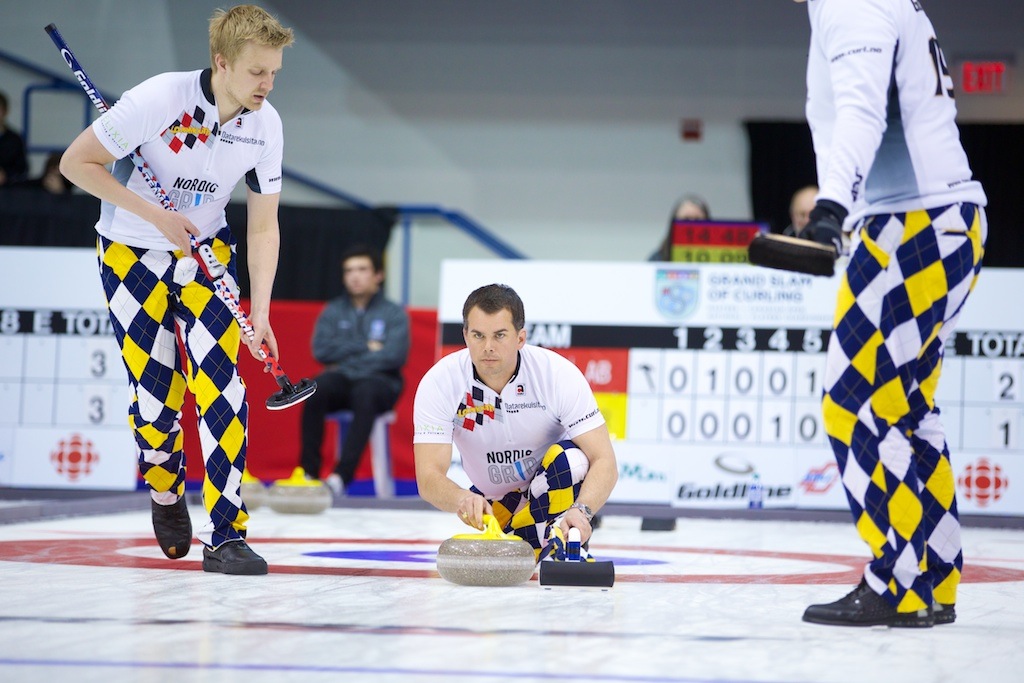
[
  {"left": 0, "top": 48, "right": 527, "bottom": 307},
  {"left": 280, "top": 168, "right": 526, "bottom": 306}
]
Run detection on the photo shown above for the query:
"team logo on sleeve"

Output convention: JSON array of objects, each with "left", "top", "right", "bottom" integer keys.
[
  {"left": 457, "top": 387, "right": 500, "bottom": 431},
  {"left": 161, "top": 106, "right": 218, "bottom": 153}
]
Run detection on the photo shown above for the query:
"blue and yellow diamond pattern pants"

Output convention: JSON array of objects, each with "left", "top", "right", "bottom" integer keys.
[
  {"left": 822, "top": 203, "right": 986, "bottom": 613},
  {"left": 473, "top": 440, "right": 590, "bottom": 559},
  {"left": 98, "top": 228, "right": 250, "bottom": 549}
]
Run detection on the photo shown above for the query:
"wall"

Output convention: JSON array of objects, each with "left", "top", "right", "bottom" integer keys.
[
  {"left": 190, "top": 304, "right": 439, "bottom": 491},
  {"left": 2, "top": 1, "right": 1022, "bottom": 307}
]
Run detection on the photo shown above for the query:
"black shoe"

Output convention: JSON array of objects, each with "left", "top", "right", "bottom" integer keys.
[
  {"left": 202, "top": 540, "right": 268, "bottom": 575},
  {"left": 803, "top": 579, "right": 934, "bottom": 628},
  {"left": 151, "top": 497, "right": 192, "bottom": 559},
  {"left": 933, "top": 602, "right": 956, "bottom": 625}
]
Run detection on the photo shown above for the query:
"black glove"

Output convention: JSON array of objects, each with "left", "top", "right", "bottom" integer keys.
[{"left": 801, "top": 200, "right": 847, "bottom": 254}]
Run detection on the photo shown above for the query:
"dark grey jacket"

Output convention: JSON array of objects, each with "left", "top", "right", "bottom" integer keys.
[{"left": 310, "top": 291, "right": 410, "bottom": 394}]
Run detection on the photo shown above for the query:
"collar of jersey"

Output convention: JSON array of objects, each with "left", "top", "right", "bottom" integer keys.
[
  {"left": 471, "top": 351, "right": 522, "bottom": 389},
  {"left": 200, "top": 68, "right": 253, "bottom": 119}
]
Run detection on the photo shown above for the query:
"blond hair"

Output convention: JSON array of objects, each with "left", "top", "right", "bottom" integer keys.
[{"left": 209, "top": 5, "right": 294, "bottom": 68}]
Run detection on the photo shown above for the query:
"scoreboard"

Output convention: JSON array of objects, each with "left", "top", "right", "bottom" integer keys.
[
  {"left": 0, "top": 247, "right": 136, "bottom": 489},
  {"left": 438, "top": 260, "right": 1024, "bottom": 516}
]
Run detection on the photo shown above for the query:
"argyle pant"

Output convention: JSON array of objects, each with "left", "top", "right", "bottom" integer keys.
[
  {"left": 475, "top": 440, "right": 590, "bottom": 559},
  {"left": 822, "top": 203, "right": 986, "bottom": 613},
  {"left": 98, "top": 228, "right": 250, "bottom": 548}
]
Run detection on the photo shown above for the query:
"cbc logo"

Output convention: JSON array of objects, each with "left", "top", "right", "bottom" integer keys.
[
  {"left": 958, "top": 457, "right": 1008, "bottom": 508},
  {"left": 51, "top": 433, "right": 100, "bottom": 482}
]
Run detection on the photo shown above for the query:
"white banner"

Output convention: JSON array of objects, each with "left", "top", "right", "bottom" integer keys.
[
  {"left": 7, "top": 427, "right": 136, "bottom": 490},
  {"left": 670, "top": 446, "right": 799, "bottom": 510},
  {"left": 605, "top": 442, "right": 676, "bottom": 505}
]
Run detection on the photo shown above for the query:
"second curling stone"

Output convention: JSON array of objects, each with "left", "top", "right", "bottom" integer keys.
[{"left": 267, "top": 467, "right": 333, "bottom": 514}]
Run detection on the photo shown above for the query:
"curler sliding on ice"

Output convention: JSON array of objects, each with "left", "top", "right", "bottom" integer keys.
[
  {"left": 414, "top": 284, "right": 619, "bottom": 590},
  {"left": 45, "top": 22, "right": 315, "bottom": 410}
]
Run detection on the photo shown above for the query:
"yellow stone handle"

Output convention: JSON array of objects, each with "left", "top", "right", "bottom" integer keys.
[
  {"left": 452, "top": 514, "right": 518, "bottom": 540},
  {"left": 274, "top": 467, "right": 324, "bottom": 488}
]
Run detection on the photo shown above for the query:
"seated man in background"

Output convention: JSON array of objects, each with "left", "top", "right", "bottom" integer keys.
[
  {"left": 13, "top": 151, "right": 73, "bottom": 194},
  {"left": 413, "top": 283, "right": 618, "bottom": 556},
  {"left": 0, "top": 90, "right": 28, "bottom": 187},
  {"left": 299, "top": 244, "right": 410, "bottom": 496},
  {"left": 782, "top": 185, "right": 817, "bottom": 237}
]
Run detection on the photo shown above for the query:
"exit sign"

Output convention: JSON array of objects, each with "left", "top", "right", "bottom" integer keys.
[{"left": 961, "top": 61, "right": 1009, "bottom": 94}]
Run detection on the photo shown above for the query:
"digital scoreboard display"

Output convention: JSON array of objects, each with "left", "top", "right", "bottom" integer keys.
[{"left": 669, "top": 220, "right": 766, "bottom": 263}]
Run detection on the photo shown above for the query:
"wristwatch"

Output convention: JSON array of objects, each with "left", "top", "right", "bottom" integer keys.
[{"left": 568, "top": 502, "right": 594, "bottom": 521}]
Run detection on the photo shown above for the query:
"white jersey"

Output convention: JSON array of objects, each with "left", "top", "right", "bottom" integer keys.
[
  {"left": 413, "top": 344, "right": 605, "bottom": 498},
  {"left": 91, "top": 69, "right": 284, "bottom": 250},
  {"left": 805, "top": 0, "right": 986, "bottom": 224}
]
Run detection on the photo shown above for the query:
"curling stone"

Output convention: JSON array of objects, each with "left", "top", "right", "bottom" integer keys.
[
  {"left": 436, "top": 514, "right": 536, "bottom": 586},
  {"left": 267, "top": 467, "right": 332, "bottom": 514},
  {"left": 240, "top": 468, "right": 267, "bottom": 511}
]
